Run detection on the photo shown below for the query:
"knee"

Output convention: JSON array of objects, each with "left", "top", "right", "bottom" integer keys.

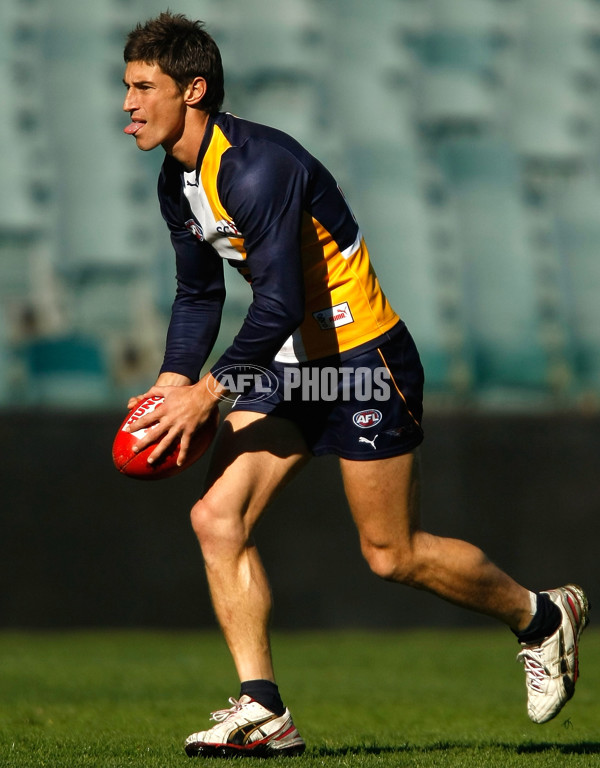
[
  {"left": 360, "top": 540, "right": 424, "bottom": 587},
  {"left": 190, "top": 497, "right": 213, "bottom": 545},
  {"left": 190, "top": 497, "right": 227, "bottom": 557},
  {"left": 190, "top": 497, "right": 248, "bottom": 559}
]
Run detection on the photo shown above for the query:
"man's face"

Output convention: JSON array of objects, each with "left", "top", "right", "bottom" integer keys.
[{"left": 122, "top": 61, "right": 187, "bottom": 153}]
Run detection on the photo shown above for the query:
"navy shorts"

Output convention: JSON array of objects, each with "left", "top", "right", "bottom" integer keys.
[{"left": 229, "top": 322, "right": 424, "bottom": 460}]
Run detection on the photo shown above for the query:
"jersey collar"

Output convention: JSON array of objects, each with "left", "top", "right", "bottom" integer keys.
[{"left": 193, "top": 112, "right": 218, "bottom": 183}]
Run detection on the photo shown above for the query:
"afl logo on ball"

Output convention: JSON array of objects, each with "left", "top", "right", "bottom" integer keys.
[{"left": 353, "top": 409, "right": 382, "bottom": 428}]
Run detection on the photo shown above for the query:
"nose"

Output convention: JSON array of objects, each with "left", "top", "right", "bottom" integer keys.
[{"left": 123, "top": 88, "right": 136, "bottom": 112}]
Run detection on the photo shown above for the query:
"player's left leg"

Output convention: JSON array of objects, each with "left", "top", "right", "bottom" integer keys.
[
  {"left": 339, "top": 450, "right": 590, "bottom": 723},
  {"left": 339, "top": 450, "right": 533, "bottom": 630}
]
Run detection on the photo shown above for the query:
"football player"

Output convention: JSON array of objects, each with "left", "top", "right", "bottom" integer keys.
[{"left": 121, "top": 12, "right": 589, "bottom": 758}]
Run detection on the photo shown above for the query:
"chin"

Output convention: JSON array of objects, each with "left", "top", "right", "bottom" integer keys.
[{"left": 136, "top": 137, "right": 161, "bottom": 152}]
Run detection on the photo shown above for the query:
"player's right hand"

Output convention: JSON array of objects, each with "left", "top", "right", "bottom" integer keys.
[
  {"left": 127, "top": 372, "right": 193, "bottom": 411},
  {"left": 127, "top": 393, "right": 147, "bottom": 411}
]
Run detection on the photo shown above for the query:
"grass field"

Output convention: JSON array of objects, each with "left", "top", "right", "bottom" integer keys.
[{"left": 1, "top": 628, "right": 598, "bottom": 768}]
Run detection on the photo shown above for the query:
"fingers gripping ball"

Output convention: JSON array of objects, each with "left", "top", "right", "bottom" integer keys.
[{"left": 112, "top": 395, "right": 219, "bottom": 480}]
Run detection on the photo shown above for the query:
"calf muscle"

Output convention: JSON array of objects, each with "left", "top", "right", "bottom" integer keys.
[{"left": 340, "top": 452, "right": 532, "bottom": 631}]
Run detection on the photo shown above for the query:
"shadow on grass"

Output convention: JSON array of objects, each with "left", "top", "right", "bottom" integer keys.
[
  {"left": 516, "top": 742, "right": 600, "bottom": 755},
  {"left": 313, "top": 741, "right": 600, "bottom": 757}
]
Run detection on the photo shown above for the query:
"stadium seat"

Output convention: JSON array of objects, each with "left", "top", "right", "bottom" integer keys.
[
  {"left": 524, "top": 24, "right": 597, "bottom": 82},
  {"left": 509, "top": 70, "right": 592, "bottom": 168},
  {"left": 0, "top": 233, "right": 36, "bottom": 303},
  {"left": 436, "top": 138, "right": 552, "bottom": 394},
  {"left": 553, "top": 174, "right": 600, "bottom": 389},
  {"left": 414, "top": 31, "right": 498, "bottom": 134},
  {"left": 63, "top": 263, "right": 155, "bottom": 336},
  {"left": 209, "top": 0, "right": 324, "bottom": 79},
  {"left": 428, "top": 0, "right": 500, "bottom": 33},
  {"left": 0, "top": 63, "right": 37, "bottom": 230},
  {"left": 346, "top": 143, "right": 465, "bottom": 392},
  {"left": 22, "top": 334, "right": 113, "bottom": 407},
  {"left": 46, "top": 70, "right": 153, "bottom": 269},
  {"left": 525, "top": 0, "right": 600, "bottom": 37},
  {"left": 333, "top": 0, "right": 416, "bottom": 73},
  {"left": 515, "top": 0, "right": 600, "bottom": 93},
  {"left": 237, "top": 73, "right": 326, "bottom": 156}
]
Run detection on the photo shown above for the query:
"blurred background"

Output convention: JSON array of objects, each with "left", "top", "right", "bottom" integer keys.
[
  {"left": 2, "top": 0, "right": 599, "bottom": 628},
  {"left": 5, "top": 0, "right": 600, "bottom": 410}
]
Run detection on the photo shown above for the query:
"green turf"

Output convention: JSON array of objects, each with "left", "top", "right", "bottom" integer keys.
[{"left": 0, "top": 629, "right": 598, "bottom": 767}]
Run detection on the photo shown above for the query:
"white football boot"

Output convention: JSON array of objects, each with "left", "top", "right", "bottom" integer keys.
[
  {"left": 517, "top": 584, "right": 590, "bottom": 724},
  {"left": 184, "top": 695, "right": 306, "bottom": 758}
]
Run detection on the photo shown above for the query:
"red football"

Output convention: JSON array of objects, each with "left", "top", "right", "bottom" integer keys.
[{"left": 112, "top": 395, "right": 219, "bottom": 480}]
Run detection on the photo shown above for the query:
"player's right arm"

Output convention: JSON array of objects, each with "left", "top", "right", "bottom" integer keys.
[
  {"left": 124, "top": 156, "right": 226, "bottom": 457},
  {"left": 157, "top": 155, "right": 227, "bottom": 382}
]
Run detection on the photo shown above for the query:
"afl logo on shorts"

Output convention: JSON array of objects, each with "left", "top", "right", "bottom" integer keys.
[{"left": 353, "top": 409, "right": 382, "bottom": 428}]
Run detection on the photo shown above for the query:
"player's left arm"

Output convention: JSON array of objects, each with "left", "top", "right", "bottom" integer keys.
[{"left": 208, "top": 140, "right": 309, "bottom": 374}]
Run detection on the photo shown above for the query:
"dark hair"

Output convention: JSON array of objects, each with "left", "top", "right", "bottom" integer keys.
[{"left": 124, "top": 11, "right": 224, "bottom": 114}]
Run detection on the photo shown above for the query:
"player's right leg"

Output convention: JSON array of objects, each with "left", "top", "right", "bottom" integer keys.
[{"left": 185, "top": 410, "right": 310, "bottom": 758}]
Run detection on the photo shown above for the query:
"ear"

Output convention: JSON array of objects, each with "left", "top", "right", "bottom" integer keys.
[{"left": 184, "top": 77, "right": 208, "bottom": 107}]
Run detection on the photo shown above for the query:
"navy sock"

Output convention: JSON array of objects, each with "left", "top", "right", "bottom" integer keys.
[
  {"left": 514, "top": 592, "right": 562, "bottom": 644},
  {"left": 240, "top": 679, "right": 285, "bottom": 716}
]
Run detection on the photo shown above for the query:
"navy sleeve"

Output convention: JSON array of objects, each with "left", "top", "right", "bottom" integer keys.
[
  {"left": 209, "top": 139, "right": 307, "bottom": 374},
  {"left": 158, "top": 158, "right": 226, "bottom": 382}
]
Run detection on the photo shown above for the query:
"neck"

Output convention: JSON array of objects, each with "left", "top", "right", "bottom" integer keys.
[{"left": 165, "top": 109, "right": 211, "bottom": 171}]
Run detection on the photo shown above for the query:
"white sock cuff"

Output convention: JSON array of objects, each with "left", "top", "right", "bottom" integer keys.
[{"left": 529, "top": 590, "right": 538, "bottom": 616}]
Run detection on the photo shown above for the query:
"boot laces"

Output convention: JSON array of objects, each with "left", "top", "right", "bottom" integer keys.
[
  {"left": 518, "top": 646, "right": 548, "bottom": 694},
  {"left": 210, "top": 697, "right": 245, "bottom": 723}
]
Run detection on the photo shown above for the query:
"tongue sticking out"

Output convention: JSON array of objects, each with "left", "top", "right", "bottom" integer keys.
[{"left": 124, "top": 122, "right": 144, "bottom": 135}]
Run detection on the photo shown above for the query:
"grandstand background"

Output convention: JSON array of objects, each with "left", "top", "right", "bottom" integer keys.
[
  {"left": 2, "top": 0, "right": 600, "bottom": 629},
  {"left": 4, "top": 0, "right": 600, "bottom": 411}
]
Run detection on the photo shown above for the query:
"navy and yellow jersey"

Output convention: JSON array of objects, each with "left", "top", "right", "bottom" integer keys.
[{"left": 158, "top": 112, "right": 400, "bottom": 381}]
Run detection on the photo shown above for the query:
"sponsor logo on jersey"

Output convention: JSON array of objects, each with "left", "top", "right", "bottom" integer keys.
[
  {"left": 312, "top": 301, "right": 354, "bottom": 330},
  {"left": 353, "top": 409, "right": 383, "bottom": 428},
  {"left": 215, "top": 219, "right": 242, "bottom": 238},
  {"left": 185, "top": 218, "right": 205, "bottom": 241}
]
